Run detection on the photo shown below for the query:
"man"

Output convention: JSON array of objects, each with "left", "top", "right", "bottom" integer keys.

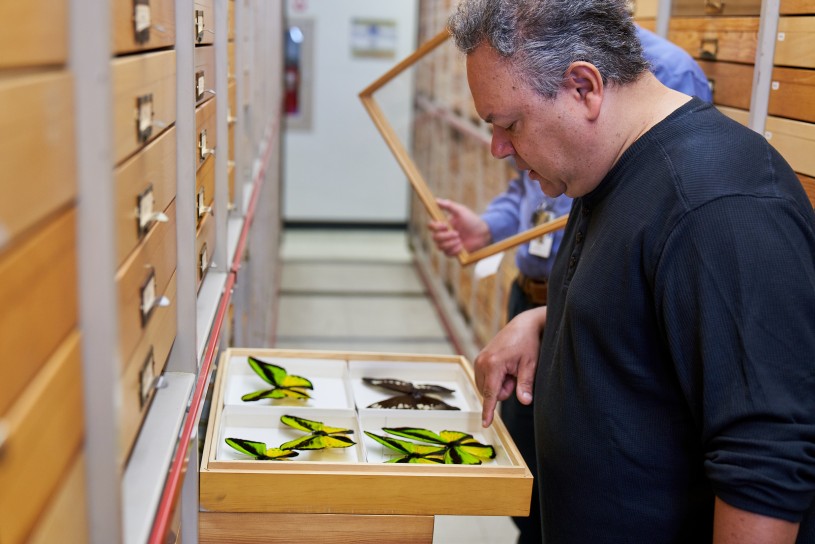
[
  {"left": 429, "top": 20, "right": 712, "bottom": 544},
  {"left": 447, "top": 0, "right": 815, "bottom": 542}
]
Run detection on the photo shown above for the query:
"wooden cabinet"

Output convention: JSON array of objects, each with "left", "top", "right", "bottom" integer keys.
[{"left": 112, "top": 0, "right": 176, "bottom": 55}]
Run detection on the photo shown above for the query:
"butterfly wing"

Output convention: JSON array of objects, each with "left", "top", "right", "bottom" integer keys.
[
  {"left": 362, "top": 377, "right": 415, "bottom": 394},
  {"left": 382, "top": 427, "right": 445, "bottom": 445},
  {"left": 439, "top": 430, "right": 473, "bottom": 443},
  {"left": 444, "top": 446, "right": 483, "bottom": 465},
  {"left": 280, "top": 414, "right": 322, "bottom": 432},
  {"left": 456, "top": 437, "right": 496, "bottom": 460},
  {"left": 413, "top": 383, "right": 455, "bottom": 395},
  {"left": 261, "top": 447, "right": 300, "bottom": 460},
  {"left": 281, "top": 433, "right": 355, "bottom": 450},
  {"left": 225, "top": 438, "right": 269, "bottom": 459},
  {"left": 247, "top": 357, "right": 287, "bottom": 386}
]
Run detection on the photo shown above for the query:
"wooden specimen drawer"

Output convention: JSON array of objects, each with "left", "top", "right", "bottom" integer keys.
[
  {"left": 195, "top": 97, "right": 218, "bottom": 171},
  {"left": 775, "top": 16, "right": 815, "bottom": 69},
  {"left": 120, "top": 271, "right": 177, "bottom": 467},
  {"left": 0, "top": 331, "right": 83, "bottom": 544},
  {"left": 196, "top": 211, "right": 216, "bottom": 290},
  {"left": 0, "top": 71, "right": 76, "bottom": 250},
  {"left": 116, "top": 199, "right": 177, "bottom": 365},
  {"left": 632, "top": 0, "right": 658, "bottom": 19},
  {"left": 228, "top": 161, "right": 236, "bottom": 210},
  {"left": 769, "top": 66, "right": 815, "bottom": 124},
  {"left": 26, "top": 453, "right": 88, "bottom": 544},
  {"left": 668, "top": 17, "right": 759, "bottom": 63},
  {"left": 0, "top": 208, "right": 77, "bottom": 416},
  {"left": 112, "top": 49, "right": 177, "bottom": 165},
  {"left": 112, "top": 0, "right": 176, "bottom": 55},
  {"left": 115, "top": 125, "right": 177, "bottom": 268},
  {"left": 228, "top": 80, "right": 237, "bottom": 121},
  {"left": 229, "top": 122, "right": 235, "bottom": 162},
  {"left": 799, "top": 173, "right": 815, "bottom": 207},
  {"left": 0, "top": 0, "right": 67, "bottom": 69},
  {"left": 697, "top": 60, "right": 753, "bottom": 109},
  {"left": 200, "top": 349, "right": 532, "bottom": 518},
  {"left": 228, "top": 0, "right": 235, "bottom": 41},
  {"left": 781, "top": 0, "right": 815, "bottom": 14},
  {"left": 195, "top": 45, "right": 216, "bottom": 105},
  {"left": 196, "top": 155, "right": 216, "bottom": 226},
  {"left": 717, "top": 105, "right": 749, "bottom": 126},
  {"left": 765, "top": 115, "right": 815, "bottom": 177},
  {"left": 194, "top": 0, "right": 215, "bottom": 45},
  {"left": 228, "top": 41, "right": 236, "bottom": 79},
  {"left": 671, "top": 0, "right": 761, "bottom": 16}
]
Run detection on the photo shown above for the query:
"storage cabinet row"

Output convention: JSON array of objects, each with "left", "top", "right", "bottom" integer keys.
[
  {"left": 0, "top": 0, "right": 239, "bottom": 542},
  {"left": 406, "top": 0, "right": 815, "bottom": 359}
]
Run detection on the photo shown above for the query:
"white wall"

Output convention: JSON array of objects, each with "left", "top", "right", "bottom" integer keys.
[{"left": 283, "top": 0, "right": 418, "bottom": 223}]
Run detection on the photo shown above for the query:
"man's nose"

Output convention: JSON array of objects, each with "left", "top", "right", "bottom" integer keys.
[{"left": 491, "top": 127, "right": 515, "bottom": 159}]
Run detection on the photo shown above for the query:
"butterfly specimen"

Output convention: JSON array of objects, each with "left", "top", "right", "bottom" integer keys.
[
  {"left": 225, "top": 437, "right": 300, "bottom": 460},
  {"left": 241, "top": 356, "right": 314, "bottom": 402},
  {"left": 279, "top": 414, "right": 356, "bottom": 451},
  {"left": 381, "top": 427, "right": 496, "bottom": 465},
  {"left": 362, "top": 377, "right": 459, "bottom": 410},
  {"left": 364, "top": 431, "right": 445, "bottom": 463}
]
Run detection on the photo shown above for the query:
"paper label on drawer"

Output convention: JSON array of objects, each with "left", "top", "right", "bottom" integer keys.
[
  {"left": 195, "top": 10, "right": 205, "bottom": 40},
  {"left": 135, "top": 4, "right": 152, "bottom": 34},
  {"left": 137, "top": 94, "right": 154, "bottom": 143},
  {"left": 139, "top": 348, "right": 156, "bottom": 408},
  {"left": 196, "top": 71, "right": 205, "bottom": 101},
  {"left": 197, "top": 188, "right": 207, "bottom": 218},
  {"left": 200, "top": 243, "right": 209, "bottom": 277},
  {"left": 137, "top": 185, "right": 156, "bottom": 236},
  {"left": 199, "top": 130, "right": 208, "bottom": 159},
  {"left": 140, "top": 270, "right": 157, "bottom": 325}
]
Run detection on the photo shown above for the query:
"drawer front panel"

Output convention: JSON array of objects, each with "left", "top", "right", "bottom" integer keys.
[
  {"left": 112, "top": 0, "right": 176, "bottom": 55},
  {"left": 769, "top": 66, "right": 815, "bottom": 123},
  {"left": 195, "top": 45, "right": 216, "bottom": 105},
  {"left": 196, "top": 155, "right": 216, "bottom": 226},
  {"left": 228, "top": 162, "right": 236, "bottom": 209},
  {"left": 116, "top": 199, "right": 177, "bottom": 365},
  {"left": 697, "top": 60, "right": 753, "bottom": 109},
  {"left": 0, "top": 208, "right": 77, "bottom": 416},
  {"left": 196, "top": 211, "right": 217, "bottom": 290},
  {"left": 632, "top": 0, "right": 658, "bottom": 18},
  {"left": 775, "top": 16, "right": 815, "bottom": 69},
  {"left": 0, "top": 332, "right": 83, "bottom": 544},
  {"left": 229, "top": 122, "right": 235, "bottom": 161},
  {"left": 26, "top": 453, "right": 88, "bottom": 544},
  {"left": 115, "top": 125, "right": 177, "bottom": 267},
  {"left": 668, "top": 17, "right": 759, "bottom": 63},
  {"left": 671, "top": 0, "right": 761, "bottom": 16},
  {"left": 112, "top": 50, "right": 177, "bottom": 165},
  {"left": 0, "top": 71, "right": 76, "bottom": 250},
  {"left": 119, "top": 272, "right": 177, "bottom": 467},
  {"left": 194, "top": 0, "right": 216, "bottom": 45},
  {"left": 800, "top": 173, "right": 815, "bottom": 207},
  {"left": 195, "top": 97, "right": 218, "bottom": 171},
  {"left": 0, "top": 1, "right": 67, "bottom": 68},
  {"left": 765, "top": 116, "right": 815, "bottom": 177},
  {"left": 781, "top": 0, "right": 815, "bottom": 14},
  {"left": 228, "top": 41, "right": 236, "bottom": 78},
  {"left": 228, "top": 0, "right": 236, "bottom": 41},
  {"left": 229, "top": 80, "right": 237, "bottom": 119}
]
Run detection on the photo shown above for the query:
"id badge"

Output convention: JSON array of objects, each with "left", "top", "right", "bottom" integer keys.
[{"left": 529, "top": 210, "right": 554, "bottom": 258}]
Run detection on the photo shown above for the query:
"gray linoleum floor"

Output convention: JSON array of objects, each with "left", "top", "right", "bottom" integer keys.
[{"left": 276, "top": 228, "right": 520, "bottom": 544}]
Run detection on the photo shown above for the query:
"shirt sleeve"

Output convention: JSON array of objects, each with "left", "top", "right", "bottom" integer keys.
[
  {"left": 481, "top": 175, "right": 524, "bottom": 242},
  {"left": 655, "top": 195, "right": 815, "bottom": 522}
]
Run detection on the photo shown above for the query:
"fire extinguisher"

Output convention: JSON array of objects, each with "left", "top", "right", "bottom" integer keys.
[{"left": 284, "top": 63, "right": 299, "bottom": 114}]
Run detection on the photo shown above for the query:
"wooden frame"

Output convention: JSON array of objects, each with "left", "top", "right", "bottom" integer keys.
[{"left": 359, "top": 30, "right": 568, "bottom": 265}]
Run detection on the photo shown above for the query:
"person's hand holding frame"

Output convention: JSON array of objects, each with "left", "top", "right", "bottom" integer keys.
[{"left": 359, "top": 29, "right": 568, "bottom": 266}]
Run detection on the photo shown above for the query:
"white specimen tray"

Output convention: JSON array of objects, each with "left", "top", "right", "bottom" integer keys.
[
  {"left": 348, "top": 360, "right": 481, "bottom": 413},
  {"left": 222, "top": 354, "right": 354, "bottom": 410}
]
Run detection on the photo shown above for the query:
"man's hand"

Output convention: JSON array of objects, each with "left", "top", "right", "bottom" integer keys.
[
  {"left": 428, "top": 198, "right": 492, "bottom": 256},
  {"left": 474, "top": 306, "right": 548, "bottom": 427}
]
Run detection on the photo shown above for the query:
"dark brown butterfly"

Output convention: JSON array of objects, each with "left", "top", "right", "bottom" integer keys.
[{"left": 362, "top": 377, "right": 459, "bottom": 410}]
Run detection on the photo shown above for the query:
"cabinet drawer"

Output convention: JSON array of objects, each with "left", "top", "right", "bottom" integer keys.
[
  {"left": 201, "top": 349, "right": 532, "bottom": 517},
  {"left": 228, "top": 161, "right": 236, "bottom": 210},
  {"left": 765, "top": 115, "right": 815, "bottom": 177},
  {"left": 115, "top": 125, "right": 177, "bottom": 267},
  {"left": 0, "top": 208, "right": 77, "bottom": 416},
  {"left": 26, "top": 453, "right": 88, "bottom": 544},
  {"left": 196, "top": 210, "right": 217, "bottom": 290},
  {"left": 112, "top": 0, "right": 176, "bottom": 55},
  {"left": 196, "top": 155, "right": 216, "bottom": 226},
  {"left": 229, "top": 80, "right": 237, "bottom": 120},
  {"left": 229, "top": 121, "right": 235, "bottom": 162},
  {"left": 671, "top": 0, "right": 761, "bottom": 16},
  {"left": 228, "top": 41, "right": 236, "bottom": 79},
  {"left": 0, "top": 71, "right": 76, "bottom": 250},
  {"left": 769, "top": 66, "right": 815, "bottom": 123},
  {"left": 632, "top": 0, "right": 658, "bottom": 18},
  {"left": 799, "top": 173, "right": 815, "bottom": 207},
  {"left": 196, "top": 97, "right": 218, "bottom": 171},
  {"left": 228, "top": 0, "right": 236, "bottom": 41},
  {"left": 775, "top": 16, "right": 815, "bottom": 69},
  {"left": 195, "top": 45, "right": 216, "bottom": 105},
  {"left": 194, "top": 0, "right": 215, "bottom": 45},
  {"left": 119, "top": 272, "right": 177, "bottom": 467},
  {"left": 668, "top": 17, "right": 759, "bottom": 63},
  {"left": 781, "top": 0, "right": 815, "bottom": 14},
  {"left": 116, "top": 199, "right": 177, "bottom": 365},
  {"left": 697, "top": 60, "right": 753, "bottom": 109},
  {"left": 0, "top": 331, "right": 83, "bottom": 544},
  {"left": 0, "top": 1, "right": 67, "bottom": 69},
  {"left": 112, "top": 50, "right": 177, "bottom": 165}
]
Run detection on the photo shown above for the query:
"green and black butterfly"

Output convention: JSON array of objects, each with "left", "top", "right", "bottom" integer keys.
[
  {"left": 382, "top": 427, "right": 496, "bottom": 465},
  {"left": 225, "top": 437, "right": 300, "bottom": 460},
  {"left": 364, "top": 431, "right": 445, "bottom": 464},
  {"left": 279, "top": 414, "right": 356, "bottom": 450},
  {"left": 362, "top": 377, "right": 459, "bottom": 410},
  {"left": 241, "top": 356, "right": 314, "bottom": 402}
]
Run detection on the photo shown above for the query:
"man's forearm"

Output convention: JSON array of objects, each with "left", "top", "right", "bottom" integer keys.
[{"left": 713, "top": 497, "right": 799, "bottom": 544}]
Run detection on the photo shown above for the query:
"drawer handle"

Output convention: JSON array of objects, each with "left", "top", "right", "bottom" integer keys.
[
  {"left": 197, "top": 188, "right": 213, "bottom": 218},
  {"left": 199, "top": 243, "right": 209, "bottom": 280},
  {"left": 140, "top": 269, "right": 171, "bottom": 327},
  {"left": 706, "top": 77, "right": 716, "bottom": 99},
  {"left": 136, "top": 94, "right": 154, "bottom": 143},
  {"left": 136, "top": 184, "right": 170, "bottom": 238},
  {"left": 704, "top": 0, "right": 725, "bottom": 14},
  {"left": 699, "top": 38, "right": 718, "bottom": 60},
  {"left": 199, "top": 129, "right": 216, "bottom": 160},
  {"left": 195, "top": 10, "right": 205, "bottom": 42}
]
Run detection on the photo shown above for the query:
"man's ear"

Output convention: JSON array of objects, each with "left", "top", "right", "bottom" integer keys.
[{"left": 563, "top": 62, "right": 603, "bottom": 121}]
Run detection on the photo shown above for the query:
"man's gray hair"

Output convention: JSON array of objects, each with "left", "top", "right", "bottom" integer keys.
[{"left": 448, "top": 0, "right": 649, "bottom": 98}]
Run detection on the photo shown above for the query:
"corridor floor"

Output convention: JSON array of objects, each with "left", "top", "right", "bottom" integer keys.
[{"left": 275, "top": 228, "right": 520, "bottom": 544}]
